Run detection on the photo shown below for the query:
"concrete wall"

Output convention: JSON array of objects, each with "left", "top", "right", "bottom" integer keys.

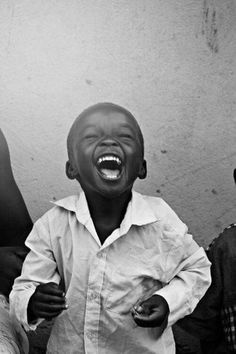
[{"left": 1, "top": 0, "right": 236, "bottom": 247}]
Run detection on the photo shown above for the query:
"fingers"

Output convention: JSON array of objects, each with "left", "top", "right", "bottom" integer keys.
[
  {"left": 34, "top": 283, "right": 67, "bottom": 309},
  {"left": 33, "top": 302, "right": 67, "bottom": 313},
  {"left": 37, "top": 282, "right": 65, "bottom": 297},
  {"left": 132, "top": 307, "right": 164, "bottom": 327},
  {"left": 34, "top": 292, "right": 66, "bottom": 305},
  {"left": 28, "top": 283, "right": 68, "bottom": 321},
  {"left": 133, "top": 302, "right": 151, "bottom": 315},
  {"left": 32, "top": 301, "right": 68, "bottom": 320},
  {"left": 131, "top": 295, "right": 169, "bottom": 328}
]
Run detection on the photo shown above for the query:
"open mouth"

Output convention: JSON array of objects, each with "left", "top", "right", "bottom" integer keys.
[{"left": 96, "top": 155, "right": 122, "bottom": 180}]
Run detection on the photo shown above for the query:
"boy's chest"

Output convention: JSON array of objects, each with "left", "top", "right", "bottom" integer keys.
[
  {"left": 54, "top": 227, "right": 164, "bottom": 315},
  {"left": 53, "top": 221, "right": 176, "bottom": 293}
]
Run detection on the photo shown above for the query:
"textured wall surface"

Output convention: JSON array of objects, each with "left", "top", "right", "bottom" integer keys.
[{"left": 1, "top": 0, "right": 236, "bottom": 247}]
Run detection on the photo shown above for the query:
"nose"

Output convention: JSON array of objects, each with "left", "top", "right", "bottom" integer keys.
[{"left": 100, "top": 137, "right": 118, "bottom": 147}]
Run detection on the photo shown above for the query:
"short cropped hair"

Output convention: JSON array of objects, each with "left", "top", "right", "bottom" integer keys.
[{"left": 67, "top": 102, "right": 144, "bottom": 164}]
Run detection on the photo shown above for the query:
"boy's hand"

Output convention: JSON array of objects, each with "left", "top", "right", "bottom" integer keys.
[
  {"left": 28, "top": 282, "right": 67, "bottom": 323},
  {"left": 131, "top": 294, "right": 169, "bottom": 328}
]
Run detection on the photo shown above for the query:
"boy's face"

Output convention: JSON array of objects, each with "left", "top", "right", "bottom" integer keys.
[{"left": 67, "top": 108, "right": 146, "bottom": 198}]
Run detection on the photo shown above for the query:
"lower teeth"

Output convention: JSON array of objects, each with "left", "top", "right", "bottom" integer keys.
[{"left": 101, "top": 169, "right": 120, "bottom": 179}]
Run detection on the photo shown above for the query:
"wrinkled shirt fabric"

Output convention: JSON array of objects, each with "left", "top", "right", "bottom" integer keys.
[{"left": 10, "top": 191, "right": 211, "bottom": 354}]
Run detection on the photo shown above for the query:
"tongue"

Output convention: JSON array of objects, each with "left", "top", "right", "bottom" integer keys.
[{"left": 101, "top": 169, "right": 120, "bottom": 178}]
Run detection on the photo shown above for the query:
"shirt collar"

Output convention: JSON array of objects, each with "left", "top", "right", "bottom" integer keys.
[
  {"left": 121, "top": 190, "right": 158, "bottom": 230},
  {"left": 52, "top": 190, "right": 158, "bottom": 245},
  {"left": 52, "top": 191, "right": 91, "bottom": 219},
  {"left": 53, "top": 190, "right": 157, "bottom": 223},
  {"left": 53, "top": 192, "right": 100, "bottom": 244}
]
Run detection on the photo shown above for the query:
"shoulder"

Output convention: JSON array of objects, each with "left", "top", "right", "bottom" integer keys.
[
  {"left": 36, "top": 195, "right": 79, "bottom": 227},
  {"left": 141, "top": 194, "right": 188, "bottom": 235},
  {"left": 26, "top": 199, "right": 77, "bottom": 247},
  {"left": 143, "top": 195, "right": 176, "bottom": 218},
  {"left": 207, "top": 223, "right": 236, "bottom": 257}
]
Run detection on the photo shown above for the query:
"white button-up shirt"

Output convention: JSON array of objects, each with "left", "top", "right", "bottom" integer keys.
[{"left": 10, "top": 190, "right": 211, "bottom": 354}]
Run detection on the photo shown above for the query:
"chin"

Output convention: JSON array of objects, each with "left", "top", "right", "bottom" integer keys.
[
  {"left": 98, "top": 185, "right": 132, "bottom": 200},
  {"left": 99, "top": 190, "right": 123, "bottom": 199}
]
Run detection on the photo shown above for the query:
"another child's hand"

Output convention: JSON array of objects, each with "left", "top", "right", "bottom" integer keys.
[
  {"left": 27, "top": 282, "right": 67, "bottom": 323},
  {"left": 131, "top": 294, "right": 169, "bottom": 328}
]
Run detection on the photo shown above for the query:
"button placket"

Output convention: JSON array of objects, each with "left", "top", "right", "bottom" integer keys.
[
  {"left": 88, "top": 291, "right": 99, "bottom": 302},
  {"left": 84, "top": 251, "right": 107, "bottom": 353}
]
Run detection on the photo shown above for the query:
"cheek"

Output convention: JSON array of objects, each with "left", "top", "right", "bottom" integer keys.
[
  {"left": 127, "top": 155, "right": 142, "bottom": 172},
  {"left": 74, "top": 150, "right": 91, "bottom": 169},
  {"left": 78, "top": 160, "right": 88, "bottom": 169}
]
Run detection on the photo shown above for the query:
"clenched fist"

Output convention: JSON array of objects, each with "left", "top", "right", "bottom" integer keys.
[
  {"left": 28, "top": 282, "right": 68, "bottom": 323},
  {"left": 131, "top": 294, "right": 169, "bottom": 328}
]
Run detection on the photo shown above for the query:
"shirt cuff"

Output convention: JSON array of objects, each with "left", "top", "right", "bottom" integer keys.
[
  {"left": 10, "top": 284, "right": 43, "bottom": 331},
  {"left": 154, "top": 284, "right": 190, "bottom": 327}
]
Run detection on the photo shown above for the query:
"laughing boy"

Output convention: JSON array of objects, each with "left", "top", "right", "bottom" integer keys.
[{"left": 10, "top": 102, "right": 211, "bottom": 353}]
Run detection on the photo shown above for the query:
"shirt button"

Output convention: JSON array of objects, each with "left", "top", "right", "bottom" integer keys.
[
  {"left": 86, "top": 331, "right": 91, "bottom": 338},
  {"left": 89, "top": 292, "right": 99, "bottom": 301},
  {"left": 86, "top": 330, "right": 95, "bottom": 341},
  {"left": 97, "top": 252, "right": 105, "bottom": 259}
]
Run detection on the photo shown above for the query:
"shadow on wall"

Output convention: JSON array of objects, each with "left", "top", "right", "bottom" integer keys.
[{"left": 202, "top": 0, "right": 219, "bottom": 53}]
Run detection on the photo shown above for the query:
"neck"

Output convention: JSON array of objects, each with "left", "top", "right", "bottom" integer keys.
[
  {"left": 86, "top": 189, "right": 132, "bottom": 220},
  {"left": 84, "top": 189, "right": 132, "bottom": 243}
]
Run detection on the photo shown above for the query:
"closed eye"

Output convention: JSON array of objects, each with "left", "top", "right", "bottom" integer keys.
[
  {"left": 119, "top": 134, "right": 133, "bottom": 139},
  {"left": 119, "top": 134, "right": 135, "bottom": 144},
  {"left": 84, "top": 135, "right": 98, "bottom": 140}
]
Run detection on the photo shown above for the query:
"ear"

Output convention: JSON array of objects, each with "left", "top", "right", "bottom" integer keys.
[
  {"left": 138, "top": 159, "right": 147, "bottom": 180},
  {"left": 66, "top": 161, "right": 78, "bottom": 180}
]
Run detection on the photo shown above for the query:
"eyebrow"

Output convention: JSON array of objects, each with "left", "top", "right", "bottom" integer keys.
[
  {"left": 77, "top": 125, "right": 97, "bottom": 134},
  {"left": 118, "top": 124, "right": 134, "bottom": 129},
  {"left": 80, "top": 124, "right": 97, "bottom": 130},
  {"left": 116, "top": 124, "right": 138, "bottom": 133},
  {"left": 80, "top": 123, "right": 136, "bottom": 132}
]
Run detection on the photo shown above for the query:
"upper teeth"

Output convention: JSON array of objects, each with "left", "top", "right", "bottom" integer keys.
[{"left": 98, "top": 156, "right": 121, "bottom": 164}]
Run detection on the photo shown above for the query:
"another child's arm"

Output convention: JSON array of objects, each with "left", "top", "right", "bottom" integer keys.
[
  {"left": 0, "top": 129, "right": 32, "bottom": 298},
  {"left": 0, "top": 129, "right": 33, "bottom": 247},
  {"left": 0, "top": 246, "right": 28, "bottom": 297},
  {"left": 178, "top": 225, "right": 236, "bottom": 352}
]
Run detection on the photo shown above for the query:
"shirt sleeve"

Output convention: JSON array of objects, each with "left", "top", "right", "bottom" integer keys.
[
  {"left": 9, "top": 214, "right": 60, "bottom": 331},
  {"left": 154, "top": 230, "right": 211, "bottom": 327}
]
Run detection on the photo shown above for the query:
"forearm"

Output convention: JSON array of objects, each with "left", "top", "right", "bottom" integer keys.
[
  {"left": 9, "top": 220, "right": 61, "bottom": 330},
  {"left": 156, "top": 247, "right": 211, "bottom": 326}
]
